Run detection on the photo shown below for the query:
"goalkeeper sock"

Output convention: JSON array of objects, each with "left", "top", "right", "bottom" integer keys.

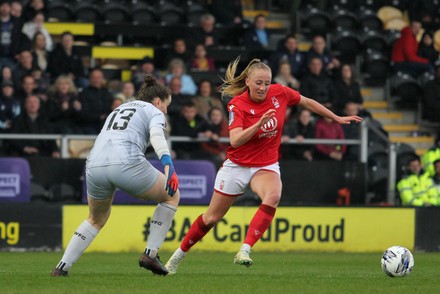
[
  {"left": 56, "top": 220, "right": 99, "bottom": 271},
  {"left": 244, "top": 204, "right": 276, "bottom": 247},
  {"left": 145, "top": 203, "right": 177, "bottom": 258},
  {"left": 180, "top": 214, "right": 213, "bottom": 252}
]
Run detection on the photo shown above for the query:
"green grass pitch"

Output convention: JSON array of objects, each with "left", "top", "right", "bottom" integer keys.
[{"left": 1, "top": 251, "right": 439, "bottom": 294}]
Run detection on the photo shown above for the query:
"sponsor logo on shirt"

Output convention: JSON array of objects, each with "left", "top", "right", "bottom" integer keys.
[{"left": 259, "top": 117, "right": 278, "bottom": 138}]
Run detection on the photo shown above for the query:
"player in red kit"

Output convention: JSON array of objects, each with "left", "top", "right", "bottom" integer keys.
[{"left": 165, "top": 58, "right": 362, "bottom": 274}]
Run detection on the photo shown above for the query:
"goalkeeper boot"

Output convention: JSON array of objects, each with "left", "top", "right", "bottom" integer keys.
[
  {"left": 233, "top": 249, "right": 253, "bottom": 267},
  {"left": 165, "top": 248, "right": 186, "bottom": 275},
  {"left": 139, "top": 253, "right": 168, "bottom": 276},
  {"left": 51, "top": 268, "right": 68, "bottom": 277}
]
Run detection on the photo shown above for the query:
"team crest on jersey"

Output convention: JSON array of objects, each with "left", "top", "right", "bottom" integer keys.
[
  {"left": 271, "top": 96, "right": 280, "bottom": 108},
  {"left": 228, "top": 104, "right": 235, "bottom": 126},
  {"left": 250, "top": 109, "right": 255, "bottom": 115}
]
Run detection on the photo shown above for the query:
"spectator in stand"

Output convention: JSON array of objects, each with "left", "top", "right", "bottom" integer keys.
[
  {"left": 422, "top": 61, "right": 440, "bottom": 122},
  {"left": 16, "top": 74, "right": 36, "bottom": 103},
  {"left": 432, "top": 160, "right": 440, "bottom": 194},
  {"left": 270, "top": 34, "right": 306, "bottom": 78},
  {"left": 115, "top": 81, "right": 136, "bottom": 103},
  {"left": 306, "top": 35, "right": 340, "bottom": 74},
  {"left": 48, "top": 31, "right": 87, "bottom": 89},
  {"left": 300, "top": 57, "right": 334, "bottom": 108},
  {"left": 201, "top": 106, "right": 229, "bottom": 165},
  {"left": 191, "top": 14, "right": 219, "bottom": 49},
  {"left": 192, "top": 79, "right": 225, "bottom": 120},
  {"left": 333, "top": 64, "right": 363, "bottom": 115},
  {"left": 22, "top": 11, "right": 52, "bottom": 51},
  {"left": 418, "top": 31, "right": 439, "bottom": 66},
  {"left": 12, "top": 50, "right": 38, "bottom": 89},
  {"left": 9, "top": 94, "right": 60, "bottom": 157},
  {"left": 209, "top": 0, "right": 243, "bottom": 26},
  {"left": 341, "top": 102, "right": 361, "bottom": 161},
  {"left": 45, "top": 75, "right": 80, "bottom": 134},
  {"left": 190, "top": 44, "right": 216, "bottom": 72},
  {"left": 0, "top": 0, "right": 29, "bottom": 69},
  {"left": 314, "top": 109, "right": 346, "bottom": 161},
  {"left": 243, "top": 14, "right": 270, "bottom": 50},
  {"left": 10, "top": 0, "right": 22, "bottom": 19},
  {"left": 0, "top": 80, "right": 20, "bottom": 133},
  {"left": 30, "top": 31, "right": 49, "bottom": 72},
  {"left": 281, "top": 107, "right": 315, "bottom": 161},
  {"left": 111, "top": 95, "right": 124, "bottom": 110},
  {"left": 165, "top": 38, "right": 192, "bottom": 69},
  {"left": 77, "top": 68, "right": 113, "bottom": 134},
  {"left": 165, "top": 58, "right": 197, "bottom": 96},
  {"left": 171, "top": 101, "right": 210, "bottom": 159},
  {"left": 397, "top": 155, "right": 439, "bottom": 206},
  {"left": 167, "top": 76, "right": 192, "bottom": 120},
  {"left": 273, "top": 60, "right": 300, "bottom": 90},
  {"left": 22, "top": 0, "right": 46, "bottom": 22},
  {"left": 422, "top": 135, "right": 440, "bottom": 177},
  {"left": 391, "top": 19, "right": 433, "bottom": 77},
  {"left": 1, "top": 65, "right": 13, "bottom": 84},
  {"left": 131, "top": 56, "right": 162, "bottom": 91}
]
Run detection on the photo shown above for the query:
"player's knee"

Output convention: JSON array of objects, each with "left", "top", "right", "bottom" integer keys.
[{"left": 262, "top": 192, "right": 281, "bottom": 207}]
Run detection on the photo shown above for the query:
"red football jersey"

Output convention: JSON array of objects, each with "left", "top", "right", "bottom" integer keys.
[{"left": 227, "top": 84, "right": 301, "bottom": 166}]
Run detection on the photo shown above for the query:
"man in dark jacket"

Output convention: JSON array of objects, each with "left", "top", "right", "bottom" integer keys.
[
  {"left": 9, "top": 94, "right": 60, "bottom": 157},
  {"left": 300, "top": 57, "right": 334, "bottom": 108},
  {"left": 77, "top": 68, "right": 113, "bottom": 134},
  {"left": 422, "top": 62, "right": 440, "bottom": 122},
  {"left": 48, "top": 31, "right": 87, "bottom": 89}
]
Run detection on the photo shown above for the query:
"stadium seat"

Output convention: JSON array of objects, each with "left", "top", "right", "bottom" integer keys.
[
  {"left": 185, "top": 3, "right": 207, "bottom": 26},
  {"left": 359, "top": 9, "right": 383, "bottom": 32},
  {"left": 131, "top": 2, "right": 157, "bottom": 25},
  {"left": 361, "top": 29, "right": 388, "bottom": 53},
  {"left": 362, "top": 49, "right": 390, "bottom": 82},
  {"left": 367, "top": 151, "right": 389, "bottom": 189},
  {"left": 74, "top": 2, "right": 101, "bottom": 23},
  {"left": 157, "top": 3, "right": 184, "bottom": 25},
  {"left": 328, "top": 0, "right": 358, "bottom": 12},
  {"left": 331, "top": 29, "right": 361, "bottom": 63},
  {"left": 377, "top": 6, "right": 403, "bottom": 24},
  {"left": 331, "top": 9, "right": 358, "bottom": 30},
  {"left": 69, "top": 139, "right": 94, "bottom": 158},
  {"left": 300, "top": 7, "right": 331, "bottom": 36},
  {"left": 390, "top": 71, "right": 423, "bottom": 105},
  {"left": 434, "top": 29, "right": 440, "bottom": 52},
  {"left": 102, "top": 2, "right": 130, "bottom": 23},
  {"left": 47, "top": 1, "right": 74, "bottom": 22},
  {"left": 384, "top": 17, "right": 407, "bottom": 31}
]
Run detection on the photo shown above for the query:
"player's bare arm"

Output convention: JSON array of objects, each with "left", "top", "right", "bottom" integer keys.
[
  {"left": 229, "top": 109, "right": 276, "bottom": 148},
  {"left": 298, "top": 95, "right": 363, "bottom": 124}
]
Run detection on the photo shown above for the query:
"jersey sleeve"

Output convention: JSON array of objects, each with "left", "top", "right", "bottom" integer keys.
[
  {"left": 149, "top": 109, "right": 167, "bottom": 131},
  {"left": 227, "top": 102, "right": 244, "bottom": 130},
  {"left": 281, "top": 85, "right": 301, "bottom": 106}
]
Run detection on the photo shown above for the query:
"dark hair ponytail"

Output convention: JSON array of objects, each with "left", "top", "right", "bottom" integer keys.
[{"left": 137, "top": 74, "right": 170, "bottom": 103}]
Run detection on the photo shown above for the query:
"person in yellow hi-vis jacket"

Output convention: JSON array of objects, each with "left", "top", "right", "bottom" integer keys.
[
  {"left": 422, "top": 135, "right": 440, "bottom": 177},
  {"left": 397, "top": 156, "right": 439, "bottom": 206}
]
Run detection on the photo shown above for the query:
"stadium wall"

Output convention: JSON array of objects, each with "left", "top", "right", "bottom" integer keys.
[{"left": 2, "top": 205, "right": 439, "bottom": 252}]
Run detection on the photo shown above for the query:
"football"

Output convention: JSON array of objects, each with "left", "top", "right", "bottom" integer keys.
[{"left": 381, "top": 246, "right": 414, "bottom": 277}]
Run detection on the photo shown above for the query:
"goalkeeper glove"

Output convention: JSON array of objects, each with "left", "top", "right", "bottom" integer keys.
[{"left": 160, "top": 154, "right": 178, "bottom": 196}]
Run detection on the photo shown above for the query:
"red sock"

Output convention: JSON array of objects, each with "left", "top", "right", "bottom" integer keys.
[
  {"left": 180, "top": 214, "right": 212, "bottom": 252},
  {"left": 244, "top": 204, "right": 276, "bottom": 247}
]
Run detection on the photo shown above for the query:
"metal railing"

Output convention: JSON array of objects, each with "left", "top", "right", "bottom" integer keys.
[{"left": 0, "top": 120, "right": 398, "bottom": 204}]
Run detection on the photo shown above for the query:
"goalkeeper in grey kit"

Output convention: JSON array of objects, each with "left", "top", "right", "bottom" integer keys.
[{"left": 51, "top": 74, "right": 180, "bottom": 276}]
